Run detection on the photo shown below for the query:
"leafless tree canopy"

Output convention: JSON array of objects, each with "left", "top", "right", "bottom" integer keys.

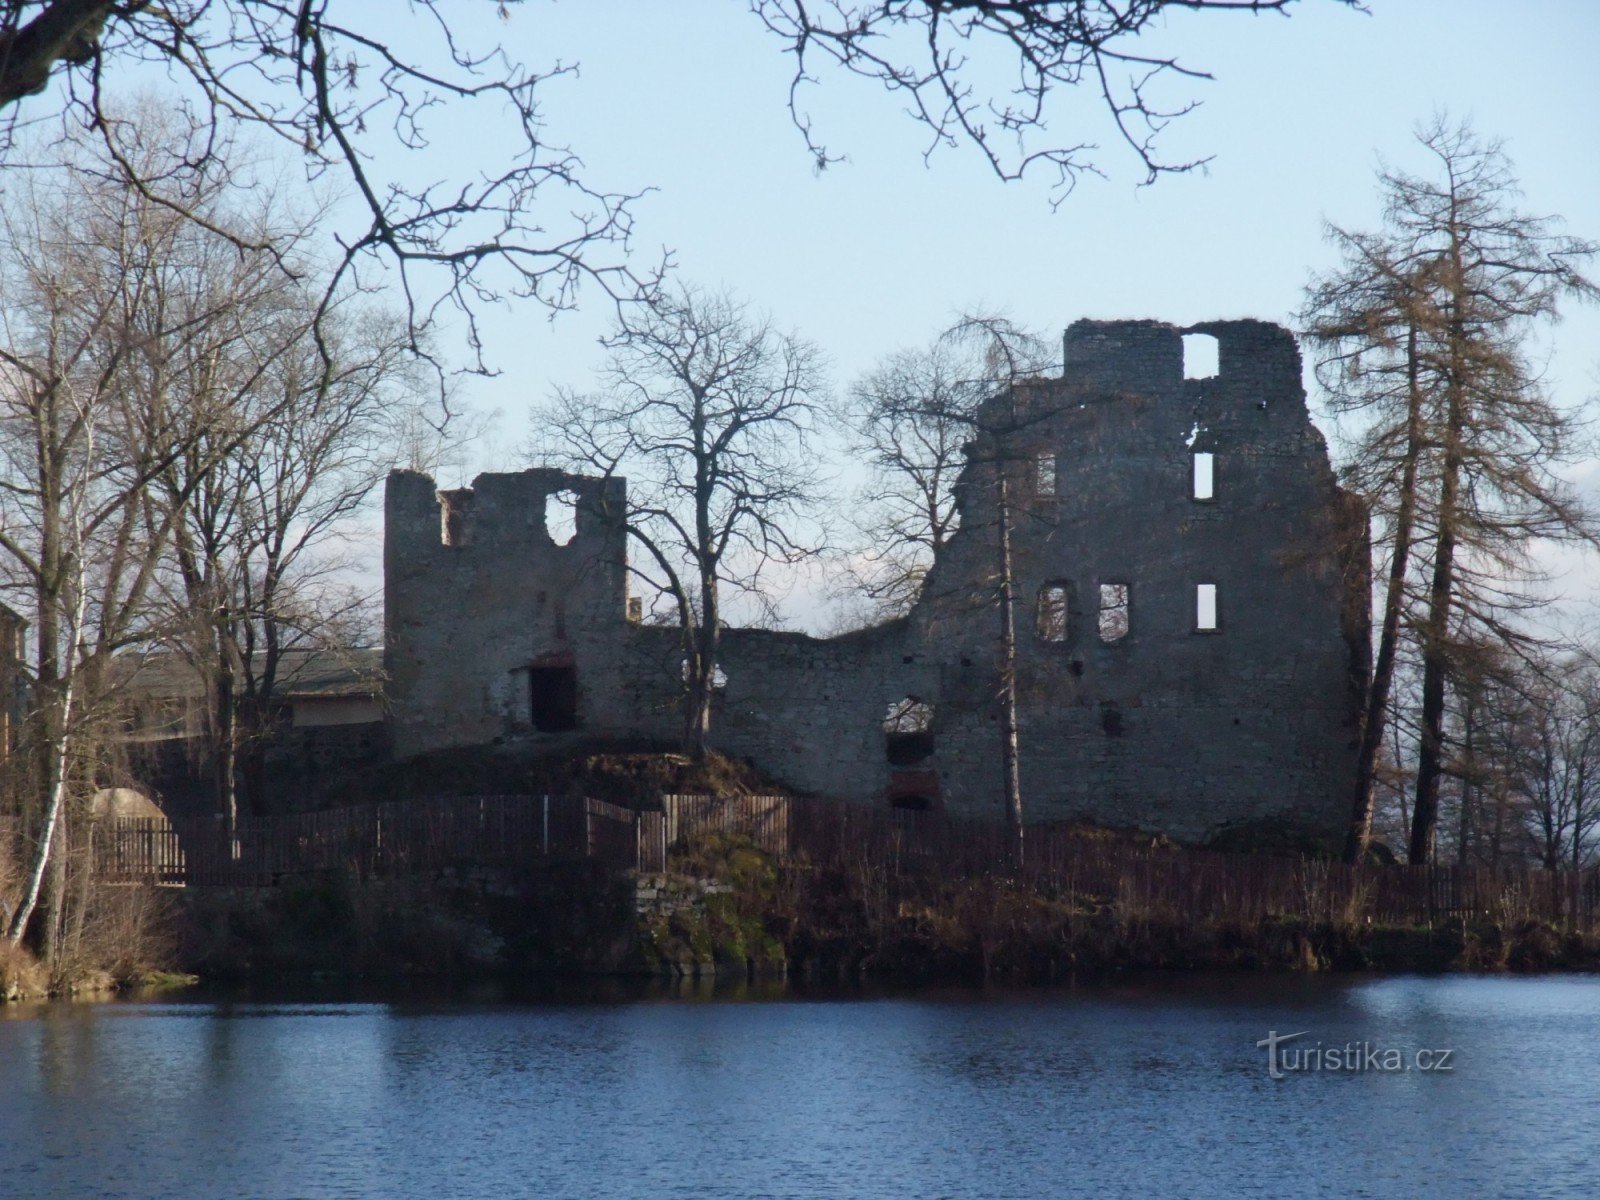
[
  {"left": 0, "top": 1, "right": 657, "bottom": 372},
  {"left": 0, "top": 119, "right": 427, "bottom": 952},
  {"left": 0, "top": 1, "right": 1363, "bottom": 372},
  {"left": 833, "top": 314, "right": 1054, "bottom": 623},
  {"left": 1303, "top": 117, "right": 1599, "bottom": 863},
  {"left": 537, "top": 285, "right": 828, "bottom": 758},
  {"left": 752, "top": 0, "right": 1364, "bottom": 194}
]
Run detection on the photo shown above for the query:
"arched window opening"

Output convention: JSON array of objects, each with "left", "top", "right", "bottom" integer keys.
[{"left": 545, "top": 489, "right": 579, "bottom": 545}]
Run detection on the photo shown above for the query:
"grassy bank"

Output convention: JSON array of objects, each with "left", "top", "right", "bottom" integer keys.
[
  {"left": 13, "top": 830, "right": 1593, "bottom": 998},
  {"left": 0, "top": 883, "right": 186, "bottom": 1002},
  {"left": 138, "top": 835, "right": 1600, "bottom": 989},
  {"left": 676, "top": 834, "right": 1600, "bottom": 982}
]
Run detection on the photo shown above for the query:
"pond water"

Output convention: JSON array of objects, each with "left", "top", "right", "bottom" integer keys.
[{"left": 1, "top": 973, "right": 1595, "bottom": 1199}]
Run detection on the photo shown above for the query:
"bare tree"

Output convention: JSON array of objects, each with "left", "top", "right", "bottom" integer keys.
[
  {"left": 152, "top": 300, "right": 427, "bottom": 829},
  {"left": 753, "top": 0, "right": 1363, "bottom": 192},
  {"left": 837, "top": 313, "right": 1052, "bottom": 858},
  {"left": 1303, "top": 117, "right": 1599, "bottom": 864},
  {"left": 0, "top": 120, "right": 306, "bottom": 953},
  {"left": 537, "top": 285, "right": 827, "bottom": 760},
  {"left": 938, "top": 315, "right": 1055, "bottom": 862},
  {"left": 1511, "top": 653, "right": 1600, "bottom": 871},
  {"left": 832, "top": 341, "right": 981, "bottom": 622},
  {"left": 836, "top": 318, "right": 1056, "bottom": 619},
  {"left": 0, "top": 2, "right": 656, "bottom": 374},
  {"left": 3, "top": 2, "right": 1363, "bottom": 382}
]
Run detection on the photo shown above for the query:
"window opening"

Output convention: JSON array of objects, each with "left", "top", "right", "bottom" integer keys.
[
  {"left": 1037, "top": 583, "right": 1069, "bottom": 642},
  {"left": 1035, "top": 453, "right": 1057, "bottom": 497},
  {"left": 1182, "top": 333, "right": 1219, "bottom": 380},
  {"left": 1192, "top": 452, "right": 1215, "bottom": 501},
  {"left": 1196, "top": 583, "right": 1219, "bottom": 632},
  {"left": 545, "top": 489, "right": 579, "bottom": 545},
  {"left": 1098, "top": 583, "right": 1130, "bottom": 642},
  {"left": 884, "top": 697, "right": 934, "bottom": 765},
  {"left": 680, "top": 658, "right": 728, "bottom": 690},
  {"left": 439, "top": 489, "right": 474, "bottom": 546}
]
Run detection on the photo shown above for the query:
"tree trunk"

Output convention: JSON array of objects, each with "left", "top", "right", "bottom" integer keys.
[
  {"left": 1345, "top": 323, "right": 1425, "bottom": 863},
  {"left": 683, "top": 564, "right": 718, "bottom": 762},
  {"left": 1455, "top": 695, "right": 1475, "bottom": 867},
  {"left": 1410, "top": 308, "right": 1468, "bottom": 866},
  {"left": 213, "top": 662, "right": 238, "bottom": 838},
  {"left": 996, "top": 473, "right": 1023, "bottom": 866},
  {"left": 8, "top": 454, "right": 70, "bottom": 949},
  {"left": 1489, "top": 783, "right": 1508, "bottom": 870},
  {"left": 1574, "top": 755, "right": 1588, "bottom": 872},
  {"left": 1410, "top": 533, "right": 1456, "bottom": 865},
  {"left": 6, "top": 667, "right": 78, "bottom": 947}
]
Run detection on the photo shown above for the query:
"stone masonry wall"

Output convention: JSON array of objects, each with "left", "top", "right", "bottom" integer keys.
[
  {"left": 905, "top": 319, "right": 1367, "bottom": 838},
  {"left": 382, "top": 318, "right": 1369, "bottom": 843},
  {"left": 385, "top": 468, "right": 629, "bottom": 756}
]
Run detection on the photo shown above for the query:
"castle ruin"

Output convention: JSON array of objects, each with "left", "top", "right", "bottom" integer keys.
[{"left": 385, "top": 318, "right": 1370, "bottom": 842}]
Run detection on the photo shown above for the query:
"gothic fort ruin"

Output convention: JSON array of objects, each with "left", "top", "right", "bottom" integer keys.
[{"left": 385, "top": 318, "right": 1371, "bottom": 842}]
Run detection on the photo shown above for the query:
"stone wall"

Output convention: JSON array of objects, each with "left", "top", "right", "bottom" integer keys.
[
  {"left": 903, "top": 319, "right": 1368, "bottom": 837},
  {"left": 385, "top": 467, "right": 628, "bottom": 756},
  {"left": 382, "top": 318, "right": 1369, "bottom": 843}
]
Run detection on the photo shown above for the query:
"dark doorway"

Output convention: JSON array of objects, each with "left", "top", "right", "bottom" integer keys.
[
  {"left": 529, "top": 666, "right": 578, "bottom": 732},
  {"left": 890, "top": 793, "right": 934, "bottom": 812},
  {"left": 886, "top": 730, "right": 935, "bottom": 766}
]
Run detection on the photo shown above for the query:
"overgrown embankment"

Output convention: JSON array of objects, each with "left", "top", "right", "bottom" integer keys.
[
  {"left": 0, "top": 882, "right": 185, "bottom": 1002},
  {"left": 148, "top": 833, "right": 1600, "bottom": 988},
  {"left": 647, "top": 833, "right": 1600, "bottom": 981}
]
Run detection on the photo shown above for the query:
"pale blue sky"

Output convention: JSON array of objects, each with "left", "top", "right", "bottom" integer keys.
[
  {"left": 430, "top": 0, "right": 1599, "bottom": 467},
  {"left": 377, "top": 1, "right": 1598, "bottom": 627},
  {"left": 66, "top": 2, "right": 1582, "bottom": 629}
]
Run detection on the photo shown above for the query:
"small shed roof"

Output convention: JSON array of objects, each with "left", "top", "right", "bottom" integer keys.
[{"left": 119, "top": 646, "right": 384, "bottom": 701}]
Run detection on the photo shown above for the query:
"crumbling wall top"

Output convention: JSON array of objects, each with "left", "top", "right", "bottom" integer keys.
[
  {"left": 385, "top": 467, "right": 625, "bottom": 554},
  {"left": 1061, "top": 317, "right": 1302, "bottom": 399}
]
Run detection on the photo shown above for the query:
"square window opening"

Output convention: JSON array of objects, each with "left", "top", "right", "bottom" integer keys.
[
  {"left": 1182, "top": 333, "right": 1219, "bottom": 380},
  {"left": 884, "top": 698, "right": 935, "bottom": 765},
  {"left": 1098, "top": 583, "right": 1130, "bottom": 643},
  {"left": 1035, "top": 453, "right": 1057, "bottom": 497},
  {"left": 1037, "top": 584, "right": 1069, "bottom": 642}
]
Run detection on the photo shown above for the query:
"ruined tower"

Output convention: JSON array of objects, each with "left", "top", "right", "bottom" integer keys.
[{"left": 381, "top": 319, "right": 1368, "bottom": 843}]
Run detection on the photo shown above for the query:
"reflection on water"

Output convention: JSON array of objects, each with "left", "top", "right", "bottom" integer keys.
[{"left": 2, "top": 973, "right": 1596, "bottom": 1199}]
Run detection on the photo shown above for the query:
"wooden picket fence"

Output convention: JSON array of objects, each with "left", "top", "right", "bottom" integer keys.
[
  {"left": 94, "top": 795, "right": 653, "bottom": 887},
  {"left": 90, "top": 791, "right": 1600, "bottom": 932}
]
